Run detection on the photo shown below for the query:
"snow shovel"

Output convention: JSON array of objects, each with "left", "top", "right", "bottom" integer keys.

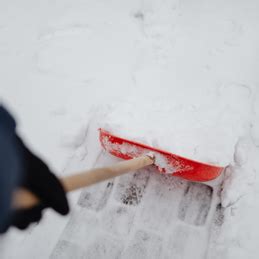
[
  {"left": 13, "top": 129, "right": 223, "bottom": 209},
  {"left": 99, "top": 128, "right": 223, "bottom": 182}
]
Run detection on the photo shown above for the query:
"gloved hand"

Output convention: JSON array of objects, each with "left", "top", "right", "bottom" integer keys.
[{"left": 10, "top": 136, "right": 69, "bottom": 230}]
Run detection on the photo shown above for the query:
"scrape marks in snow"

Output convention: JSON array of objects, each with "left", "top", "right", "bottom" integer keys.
[
  {"left": 55, "top": 209, "right": 98, "bottom": 248},
  {"left": 86, "top": 235, "right": 124, "bottom": 259},
  {"left": 136, "top": 172, "right": 187, "bottom": 232},
  {"left": 77, "top": 152, "right": 117, "bottom": 211},
  {"left": 51, "top": 240, "right": 86, "bottom": 259},
  {"left": 78, "top": 181, "right": 114, "bottom": 211},
  {"left": 51, "top": 209, "right": 98, "bottom": 258},
  {"left": 52, "top": 201, "right": 125, "bottom": 257},
  {"left": 213, "top": 203, "right": 225, "bottom": 227},
  {"left": 101, "top": 205, "right": 135, "bottom": 236},
  {"left": 121, "top": 230, "right": 163, "bottom": 259},
  {"left": 178, "top": 182, "right": 213, "bottom": 226},
  {"left": 167, "top": 224, "right": 207, "bottom": 259},
  {"left": 114, "top": 169, "right": 150, "bottom": 206},
  {"left": 51, "top": 151, "right": 221, "bottom": 259}
]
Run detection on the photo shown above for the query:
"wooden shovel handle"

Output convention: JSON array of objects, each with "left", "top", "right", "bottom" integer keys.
[{"left": 13, "top": 155, "right": 154, "bottom": 209}]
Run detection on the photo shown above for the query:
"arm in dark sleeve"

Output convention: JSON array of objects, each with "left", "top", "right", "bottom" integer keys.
[
  {"left": 0, "top": 106, "right": 69, "bottom": 233},
  {"left": 0, "top": 106, "right": 23, "bottom": 232}
]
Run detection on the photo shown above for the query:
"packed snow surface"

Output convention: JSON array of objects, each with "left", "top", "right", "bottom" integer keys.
[
  {"left": 1, "top": 0, "right": 259, "bottom": 258},
  {"left": 101, "top": 92, "right": 252, "bottom": 167}
]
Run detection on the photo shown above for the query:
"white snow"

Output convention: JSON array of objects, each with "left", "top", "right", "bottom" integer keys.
[{"left": 1, "top": 0, "right": 259, "bottom": 258}]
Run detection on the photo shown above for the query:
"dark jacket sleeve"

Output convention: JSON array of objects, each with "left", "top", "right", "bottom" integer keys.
[{"left": 0, "top": 106, "right": 23, "bottom": 232}]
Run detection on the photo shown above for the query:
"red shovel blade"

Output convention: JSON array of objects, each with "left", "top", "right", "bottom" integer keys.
[{"left": 99, "top": 128, "right": 224, "bottom": 182}]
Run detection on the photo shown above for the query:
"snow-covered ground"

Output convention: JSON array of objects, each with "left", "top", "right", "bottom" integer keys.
[{"left": 1, "top": 0, "right": 259, "bottom": 258}]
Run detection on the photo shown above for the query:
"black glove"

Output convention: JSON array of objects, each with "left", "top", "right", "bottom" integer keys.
[{"left": 11, "top": 136, "right": 69, "bottom": 230}]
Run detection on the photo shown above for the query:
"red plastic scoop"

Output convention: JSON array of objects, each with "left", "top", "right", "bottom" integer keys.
[
  {"left": 99, "top": 128, "right": 224, "bottom": 182},
  {"left": 13, "top": 129, "right": 224, "bottom": 210}
]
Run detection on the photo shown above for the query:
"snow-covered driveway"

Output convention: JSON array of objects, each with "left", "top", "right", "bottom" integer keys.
[{"left": 1, "top": 0, "right": 259, "bottom": 258}]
